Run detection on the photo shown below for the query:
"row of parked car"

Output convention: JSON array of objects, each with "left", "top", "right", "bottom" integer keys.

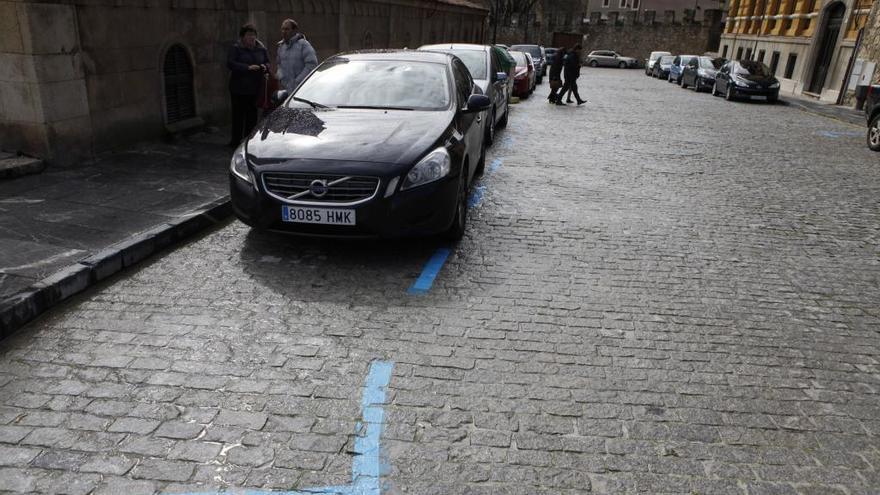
[
  {"left": 230, "top": 41, "right": 553, "bottom": 240},
  {"left": 646, "top": 51, "right": 782, "bottom": 103}
]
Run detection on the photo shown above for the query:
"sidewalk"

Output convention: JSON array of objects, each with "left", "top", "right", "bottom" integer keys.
[
  {"left": 781, "top": 93, "right": 866, "bottom": 127},
  {"left": 0, "top": 129, "right": 233, "bottom": 338}
]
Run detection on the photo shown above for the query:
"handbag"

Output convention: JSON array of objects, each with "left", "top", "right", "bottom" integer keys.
[
  {"left": 256, "top": 73, "right": 273, "bottom": 110},
  {"left": 549, "top": 79, "right": 562, "bottom": 90}
]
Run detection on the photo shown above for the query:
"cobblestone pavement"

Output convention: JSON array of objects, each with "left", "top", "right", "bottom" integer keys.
[{"left": 1, "top": 69, "right": 879, "bottom": 495}]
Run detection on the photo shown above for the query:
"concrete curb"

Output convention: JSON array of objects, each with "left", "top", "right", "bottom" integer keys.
[
  {"left": 781, "top": 97, "right": 864, "bottom": 127},
  {"left": 0, "top": 196, "right": 232, "bottom": 341}
]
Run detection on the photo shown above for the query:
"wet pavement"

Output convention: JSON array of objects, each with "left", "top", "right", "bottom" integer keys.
[{"left": 0, "top": 69, "right": 879, "bottom": 494}]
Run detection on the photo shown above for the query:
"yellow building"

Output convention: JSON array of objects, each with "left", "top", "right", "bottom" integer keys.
[{"left": 719, "top": 0, "right": 873, "bottom": 101}]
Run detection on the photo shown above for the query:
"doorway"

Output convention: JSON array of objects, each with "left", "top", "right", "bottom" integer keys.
[{"left": 807, "top": 2, "right": 846, "bottom": 94}]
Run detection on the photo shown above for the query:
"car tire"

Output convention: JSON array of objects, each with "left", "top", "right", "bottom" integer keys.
[
  {"left": 693, "top": 77, "right": 701, "bottom": 92},
  {"left": 680, "top": 76, "right": 687, "bottom": 88},
  {"left": 444, "top": 166, "right": 469, "bottom": 241},
  {"left": 868, "top": 113, "right": 880, "bottom": 151},
  {"left": 475, "top": 143, "right": 486, "bottom": 176},
  {"left": 712, "top": 83, "right": 720, "bottom": 97},
  {"left": 668, "top": 74, "right": 674, "bottom": 83},
  {"left": 725, "top": 85, "right": 734, "bottom": 101},
  {"left": 484, "top": 108, "right": 495, "bottom": 146},
  {"left": 618, "top": 61, "right": 627, "bottom": 68},
  {"left": 589, "top": 60, "right": 598, "bottom": 67},
  {"left": 497, "top": 106, "right": 508, "bottom": 129}
]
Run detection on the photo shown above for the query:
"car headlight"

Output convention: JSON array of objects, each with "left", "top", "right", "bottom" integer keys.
[
  {"left": 733, "top": 76, "right": 751, "bottom": 87},
  {"left": 230, "top": 144, "right": 254, "bottom": 184},
  {"left": 769, "top": 82, "right": 780, "bottom": 89},
  {"left": 400, "top": 148, "right": 451, "bottom": 191}
]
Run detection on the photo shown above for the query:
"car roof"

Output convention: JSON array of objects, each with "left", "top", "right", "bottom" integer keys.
[
  {"left": 333, "top": 49, "right": 453, "bottom": 64},
  {"left": 419, "top": 43, "right": 491, "bottom": 52},
  {"left": 510, "top": 44, "right": 541, "bottom": 48}
]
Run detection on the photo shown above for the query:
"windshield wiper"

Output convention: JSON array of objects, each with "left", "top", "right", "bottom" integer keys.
[
  {"left": 335, "top": 105, "right": 415, "bottom": 111},
  {"left": 293, "top": 97, "right": 328, "bottom": 109}
]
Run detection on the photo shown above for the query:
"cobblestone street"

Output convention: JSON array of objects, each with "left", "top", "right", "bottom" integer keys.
[{"left": 1, "top": 69, "right": 879, "bottom": 494}]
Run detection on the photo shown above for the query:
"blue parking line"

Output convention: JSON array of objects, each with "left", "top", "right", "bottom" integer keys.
[
  {"left": 468, "top": 185, "right": 486, "bottom": 208},
  {"left": 175, "top": 360, "right": 395, "bottom": 495},
  {"left": 488, "top": 158, "right": 502, "bottom": 174},
  {"left": 408, "top": 248, "right": 452, "bottom": 295},
  {"left": 817, "top": 130, "right": 862, "bottom": 138}
]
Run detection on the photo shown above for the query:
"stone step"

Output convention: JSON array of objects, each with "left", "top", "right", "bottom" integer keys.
[{"left": 0, "top": 156, "right": 45, "bottom": 180}]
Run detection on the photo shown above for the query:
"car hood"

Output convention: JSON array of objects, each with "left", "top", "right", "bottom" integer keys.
[
  {"left": 700, "top": 68, "right": 719, "bottom": 77},
  {"left": 738, "top": 74, "right": 777, "bottom": 84},
  {"left": 245, "top": 105, "right": 452, "bottom": 166}
]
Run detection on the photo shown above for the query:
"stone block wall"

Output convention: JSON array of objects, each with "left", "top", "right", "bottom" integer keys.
[
  {"left": 0, "top": 0, "right": 487, "bottom": 165},
  {"left": 857, "top": 0, "right": 880, "bottom": 84}
]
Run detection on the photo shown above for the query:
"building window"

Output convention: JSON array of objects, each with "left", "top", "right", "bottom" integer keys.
[
  {"left": 603, "top": 0, "right": 610, "bottom": 7},
  {"left": 163, "top": 44, "right": 196, "bottom": 124},
  {"left": 632, "top": 0, "right": 640, "bottom": 9},
  {"left": 770, "top": 51, "right": 780, "bottom": 75},
  {"left": 745, "top": 48, "right": 752, "bottom": 60},
  {"left": 784, "top": 53, "right": 797, "bottom": 78},
  {"left": 757, "top": 49, "right": 765, "bottom": 63},
  {"left": 736, "top": 46, "right": 744, "bottom": 60},
  {"left": 619, "top": 0, "right": 626, "bottom": 7},
  {"left": 722, "top": 45, "right": 728, "bottom": 58}
]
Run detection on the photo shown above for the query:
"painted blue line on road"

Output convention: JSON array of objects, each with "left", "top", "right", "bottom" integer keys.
[
  {"left": 468, "top": 185, "right": 486, "bottom": 209},
  {"left": 408, "top": 248, "right": 452, "bottom": 295},
  {"left": 176, "top": 360, "right": 395, "bottom": 495},
  {"left": 817, "top": 130, "right": 862, "bottom": 138},
  {"left": 488, "top": 158, "right": 502, "bottom": 174}
]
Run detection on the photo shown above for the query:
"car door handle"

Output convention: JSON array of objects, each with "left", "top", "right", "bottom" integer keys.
[{"left": 476, "top": 115, "right": 482, "bottom": 123}]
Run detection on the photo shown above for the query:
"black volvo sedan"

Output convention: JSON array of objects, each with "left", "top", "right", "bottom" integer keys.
[{"left": 229, "top": 50, "right": 490, "bottom": 239}]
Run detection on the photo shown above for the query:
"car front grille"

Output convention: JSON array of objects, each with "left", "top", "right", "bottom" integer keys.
[{"left": 262, "top": 172, "right": 380, "bottom": 204}]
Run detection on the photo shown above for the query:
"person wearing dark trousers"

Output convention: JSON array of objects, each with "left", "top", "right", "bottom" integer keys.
[
  {"left": 560, "top": 44, "right": 586, "bottom": 106},
  {"left": 548, "top": 47, "right": 567, "bottom": 105},
  {"left": 227, "top": 23, "right": 270, "bottom": 147}
]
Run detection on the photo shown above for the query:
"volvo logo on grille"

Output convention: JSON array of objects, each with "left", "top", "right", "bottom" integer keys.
[{"left": 309, "top": 179, "right": 329, "bottom": 198}]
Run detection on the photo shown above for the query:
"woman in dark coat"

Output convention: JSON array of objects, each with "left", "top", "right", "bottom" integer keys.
[
  {"left": 560, "top": 44, "right": 586, "bottom": 106},
  {"left": 227, "top": 23, "right": 270, "bottom": 147},
  {"left": 547, "top": 47, "right": 566, "bottom": 105}
]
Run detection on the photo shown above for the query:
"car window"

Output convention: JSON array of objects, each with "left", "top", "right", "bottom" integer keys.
[
  {"left": 295, "top": 58, "right": 451, "bottom": 110},
  {"left": 511, "top": 51, "right": 527, "bottom": 66},
  {"left": 735, "top": 61, "right": 772, "bottom": 76},
  {"left": 660, "top": 56, "right": 674, "bottom": 63},
  {"left": 512, "top": 45, "right": 542, "bottom": 59},
  {"left": 432, "top": 49, "right": 487, "bottom": 80},
  {"left": 673, "top": 56, "right": 680, "bottom": 64},
  {"left": 451, "top": 59, "right": 472, "bottom": 108},
  {"left": 688, "top": 59, "right": 698, "bottom": 67},
  {"left": 699, "top": 57, "right": 722, "bottom": 69}
]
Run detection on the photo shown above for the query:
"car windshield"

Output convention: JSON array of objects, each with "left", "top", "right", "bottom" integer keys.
[
  {"left": 431, "top": 49, "right": 487, "bottom": 80},
  {"left": 511, "top": 51, "right": 528, "bottom": 66},
  {"left": 736, "top": 61, "right": 772, "bottom": 76},
  {"left": 294, "top": 59, "right": 450, "bottom": 110},
  {"left": 679, "top": 56, "right": 695, "bottom": 65},
  {"left": 699, "top": 57, "right": 722, "bottom": 69},
  {"left": 660, "top": 56, "right": 674, "bottom": 63},
  {"left": 512, "top": 45, "right": 542, "bottom": 59}
]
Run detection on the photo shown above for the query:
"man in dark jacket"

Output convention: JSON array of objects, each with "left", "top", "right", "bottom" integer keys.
[
  {"left": 560, "top": 44, "right": 586, "bottom": 106},
  {"left": 548, "top": 47, "right": 566, "bottom": 105},
  {"left": 227, "top": 24, "right": 270, "bottom": 147}
]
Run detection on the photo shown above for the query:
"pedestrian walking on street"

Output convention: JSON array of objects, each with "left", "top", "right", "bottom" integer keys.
[
  {"left": 227, "top": 23, "right": 270, "bottom": 147},
  {"left": 547, "top": 47, "right": 566, "bottom": 105},
  {"left": 560, "top": 44, "right": 587, "bottom": 106},
  {"left": 276, "top": 19, "right": 318, "bottom": 93}
]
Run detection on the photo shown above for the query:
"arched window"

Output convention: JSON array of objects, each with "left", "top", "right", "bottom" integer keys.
[{"left": 163, "top": 44, "right": 196, "bottom": 124}]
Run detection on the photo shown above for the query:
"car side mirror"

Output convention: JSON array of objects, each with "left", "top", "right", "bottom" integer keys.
[
  {"left": 464, "top": 94, "right": 491, "bottom": 113},
  {"left": 494, "top": 72, "right": 508, "bottom": 82},
  {"left": 272, "top": 90, "right": 289, "bottom": 104}
]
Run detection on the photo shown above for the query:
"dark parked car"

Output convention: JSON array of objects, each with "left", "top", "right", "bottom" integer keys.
[
  {"left": 866, "top": 84, "right": 880, "bottom": 151},
  {"left": 712, "top": 60, "right": 780, "bottom": 102},
  {"left": 229, "top": 50, "right": 491, "bottom": 239},
  {"left": 652, "top": 55, "right": 674, "bottom": 79},
  {"left": 510, "top": 44, "right": 546, "bottom": 82},
  {"left": 419, "top": 43, "right": 510, "bottom": 145},
  {"left": 544, "top": 47, "right": 559, "bottom": 68},
  {"left": 680, "top": 56, "right": 724, "bottom": 92}
]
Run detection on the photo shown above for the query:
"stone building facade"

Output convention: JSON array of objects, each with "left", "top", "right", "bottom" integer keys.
[
  {"left": 853, "top": 0, "right": 880, "bottom": 84},
  {"left": 0, "top": 0, "right": 487, "bottom": 164},
  {"left": 719, "top": 0, "right": 873, "bottom": 102}
]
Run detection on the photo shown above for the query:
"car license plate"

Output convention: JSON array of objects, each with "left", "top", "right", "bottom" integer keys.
[
  {"left": 282, "top": 206, "right": 355, "bottom": 225},
  {"left": 750, "top": 95, "right": 767, "bottom": 100}
]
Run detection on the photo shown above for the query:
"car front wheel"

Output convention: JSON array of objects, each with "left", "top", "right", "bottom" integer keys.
[
  {"left": 589, "top": 60, "right": 598, "bottom": 67},
  {"left": 444, "top": 168, "right": 469, "bottom": 240},
  {"left": 725, "top": 84, "right": 735, "bottom": 101},
  {"left": 618, "top": 61, "right": 627, "bottom": 68},
  {"left": 868, "top": 114, "right": 880, "bottom": 151}
]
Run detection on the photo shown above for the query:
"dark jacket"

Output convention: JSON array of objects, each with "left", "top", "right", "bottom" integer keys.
[
  {"left": 563, "top": 52, "right": 581, "bottom": 81},
  {"left": 227, "top": 40, "right": 270, "bottom": 96},
  {"left": 549, "top": 51, "right": 565, "bottom": 81}
]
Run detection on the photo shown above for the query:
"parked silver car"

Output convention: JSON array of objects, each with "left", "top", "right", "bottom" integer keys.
[{"left": 585, "top": 50, "right": 638, "bottom": 68}]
